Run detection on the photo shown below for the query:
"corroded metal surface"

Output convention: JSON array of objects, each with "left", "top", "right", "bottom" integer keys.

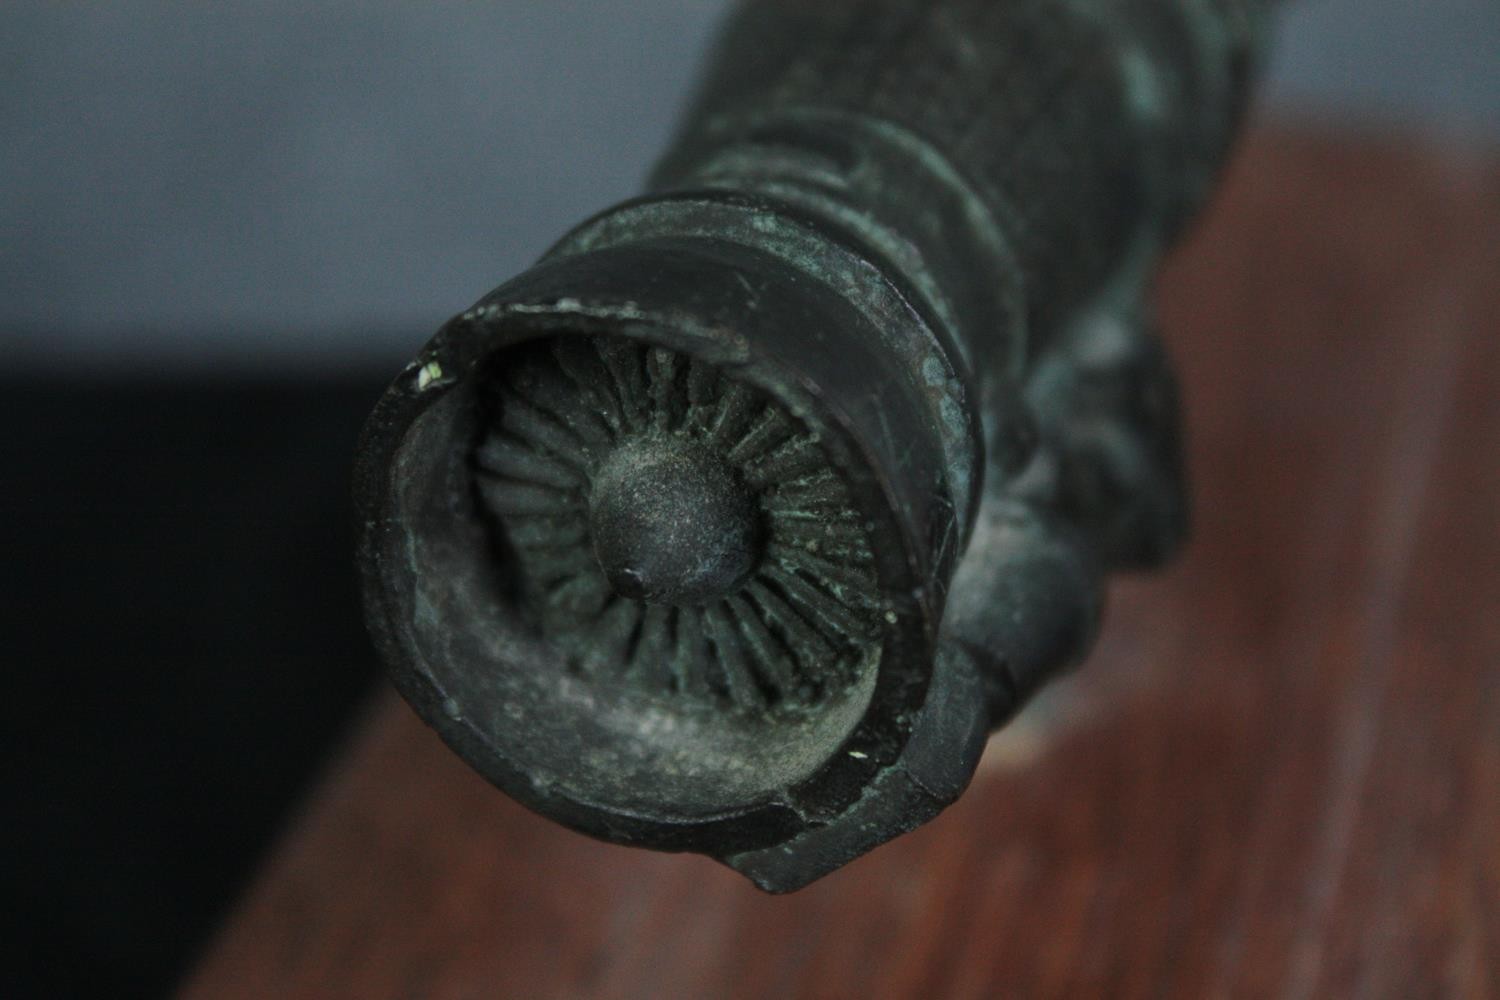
[{"left": 354, "top": 0, "right": 1273, "bottom": 889}]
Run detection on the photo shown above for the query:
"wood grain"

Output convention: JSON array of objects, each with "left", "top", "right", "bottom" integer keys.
[{"left": 184, "top": 129, "right": 1500, "bottom": 999}]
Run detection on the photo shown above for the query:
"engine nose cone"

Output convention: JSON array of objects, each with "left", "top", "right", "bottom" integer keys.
[{"left": 588, "top": 435, "right": 760, "bottom": 606}]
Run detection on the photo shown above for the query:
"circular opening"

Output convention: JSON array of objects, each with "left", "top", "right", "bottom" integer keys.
[{"left": 393, "top": 332, "right": 898, "bottom": 820}]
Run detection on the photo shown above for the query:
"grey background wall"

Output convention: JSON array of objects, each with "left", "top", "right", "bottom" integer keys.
[{"left": 3, "top": 0, "right": 1496, "bottom": 367}]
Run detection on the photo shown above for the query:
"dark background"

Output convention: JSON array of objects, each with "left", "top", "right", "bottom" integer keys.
[{"left": 3, "top": 2, "right": 1496, "bottom": 996}]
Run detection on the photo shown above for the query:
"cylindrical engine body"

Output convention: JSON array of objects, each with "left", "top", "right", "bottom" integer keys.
[{"left": 354, "top": 0, "right": 1271, "bottom": 889}]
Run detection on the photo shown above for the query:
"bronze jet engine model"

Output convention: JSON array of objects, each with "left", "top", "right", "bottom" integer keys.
[{"left": 354, "top": 0, "right": 1273, "bottom": 890}]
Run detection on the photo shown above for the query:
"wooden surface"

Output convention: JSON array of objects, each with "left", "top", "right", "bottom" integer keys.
[{"left": 185, "top": 130, "right": 1500, "bottom": 999}]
